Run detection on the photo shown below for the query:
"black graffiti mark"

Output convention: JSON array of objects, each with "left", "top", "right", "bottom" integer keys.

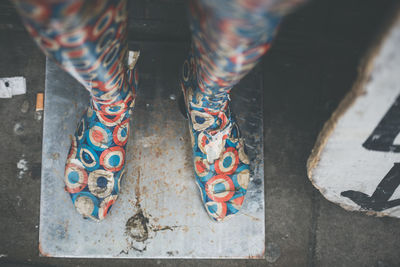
[
  {"left": 341, "top": 163, "right": 400, "bottom": 211},
  {"left": 125, "top": 209, "right": 149, "bottom": 243},
  {"left": 363, "top": 94, "right": 400, "bottom": 152},
  {"left": 343, "top": 95, "right": 400, "bottom": 211}
]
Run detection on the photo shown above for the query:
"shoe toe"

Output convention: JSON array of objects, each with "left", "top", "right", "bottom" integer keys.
[
  {"left": 65, "top": 158, "right": 123, "bottom": 221},
  {"left": 197, "top": 152, "right": 250, "bottom": 222},
  {"left": 64, "top": 107, "right": 129, "bottom": 221}
]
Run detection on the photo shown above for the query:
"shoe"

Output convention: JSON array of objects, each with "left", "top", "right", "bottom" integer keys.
[
  {"left": 63, "top": 51, "right": 139, "bottom": 221},
  {"left": 180, "top": 49, "right": 250, "bottom": 222}
]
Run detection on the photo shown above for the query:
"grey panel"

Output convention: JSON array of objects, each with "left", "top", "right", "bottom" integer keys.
[{"left": 39, "top": 43, "right": 264, "bottom": 258}]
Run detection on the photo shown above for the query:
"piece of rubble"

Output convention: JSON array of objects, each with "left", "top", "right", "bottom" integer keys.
[{"left": 0, "top": 77, "right": 26, "bottom": 98}]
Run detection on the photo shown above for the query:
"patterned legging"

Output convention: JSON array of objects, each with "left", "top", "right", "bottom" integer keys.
[
  {"left": 13, "top": 0, "right": 304, "bottom": 221},
  {"left": 14, "top": 0, "right": 303, "bottom": 104}
]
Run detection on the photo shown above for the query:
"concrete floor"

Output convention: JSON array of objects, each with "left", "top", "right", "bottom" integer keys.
[{"left": 1, "top": 0, "right": 400, "bottom": 266}]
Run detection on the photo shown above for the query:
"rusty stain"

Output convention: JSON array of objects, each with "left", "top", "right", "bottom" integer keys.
[
  {"left": 151, "top": 225, "right": 178, "bottom": 232},
  {"left": 154, "top": 147, "right": 162, "bottom": 157},
  {"left": 134, "top": 167, "right": 141, "bottom": 206},
  {"left": 209, "top": 226, "right": 215, "bottom": 233},
  {"left": 124, "top": 167, "right": 152, "bottom": 248},
  {"left": 179, "top": 185, "right": 187, "bottom": 194},
  {"left": 242, "top": 213, "right": 261, "bottom": 222},
  {"left": 51, "top": 152, "right": 60, "bottom": 160},
  {"left": 247, "top": 246, "right": 265, "bottom": 259},
  {"left": 123, "top": 163, "right": 187, "bottom": 251},
  {"left": 121, "top": 102, "right": 201, "bottom": 254},
  {"left": 142, "top": 185, "right": 148, "bottom": 193},
  {"left": 124, "top": 166, "right": 182, "bottom": 248},
  {"left": 38, "top": 242, "right": 51, "bottom": 257}
]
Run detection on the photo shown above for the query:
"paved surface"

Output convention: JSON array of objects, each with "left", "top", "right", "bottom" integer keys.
[{"left": 1, "top": 0, "right": 400, "bottom": 266}]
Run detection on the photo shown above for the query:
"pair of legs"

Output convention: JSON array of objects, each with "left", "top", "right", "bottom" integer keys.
[{"left": 14, "top": 0, "right": 303, "bottom": 222}]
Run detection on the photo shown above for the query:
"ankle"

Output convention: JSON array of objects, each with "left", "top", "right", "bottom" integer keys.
[{"left": 188, "top": 88, "right": 230, "bottom": 111}]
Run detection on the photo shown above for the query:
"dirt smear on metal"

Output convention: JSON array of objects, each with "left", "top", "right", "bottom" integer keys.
[
  {"left": 120, "top": 167, "right": 183, "bottom": 255},
  {"left": 125, "top": 208, "right": 149, "bottom": 242}
]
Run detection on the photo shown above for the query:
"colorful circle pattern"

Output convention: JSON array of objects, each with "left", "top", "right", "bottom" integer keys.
[
  {"left": 15, "top": 0, "right": 140, "bottom": 221},
  {"left": 181, "top": 51, "right": 251, "bottom": 222},
  {"left": 64, "top": 78, "right": 135, "bottom": 221}
]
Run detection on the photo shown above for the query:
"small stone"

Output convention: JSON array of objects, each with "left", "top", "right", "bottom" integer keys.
[
  {"left": 13, "top": 123, "right": 24, "bottom": 135},
  {"left": 34, "top": 111, "right": 43, "bottom": 121},
  {"left": 266, "top": 242, "right": 281, "bottom": 263},
  {"left": 20, "top": 100, "right": 29, "bottom": 113},
  {"left": 169, "top": 94, "right": 176, "bottom": 100},
  {"left": 16, "top": 158, "right": 28, "bottom": 179},
  {"left": 51, "top": 153, "right": 60, "bottom": 160}
]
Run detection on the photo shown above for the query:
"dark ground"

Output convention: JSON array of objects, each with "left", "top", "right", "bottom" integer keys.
[{"left": 1, "top": 0, "right": 400, "bottom": 266}]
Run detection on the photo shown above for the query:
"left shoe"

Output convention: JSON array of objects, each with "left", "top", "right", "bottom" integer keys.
[{"left": 180, "top": 50, "right": 250, "bottom": 222}]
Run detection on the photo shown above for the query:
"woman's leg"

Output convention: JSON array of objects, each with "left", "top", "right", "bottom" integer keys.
[
  {"left": 14, "top": 0, "right": 138, "bottom": 221},
  {"left": 181, "top": 0, "right": 305, "bottom": 221}
]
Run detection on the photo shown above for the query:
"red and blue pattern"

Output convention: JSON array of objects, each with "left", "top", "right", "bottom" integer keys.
[
  {"left": 183, "top": 0, "right": 303, "bottom": 221},
  {"left": 181, "top": 50, "right": 250, "bottom": 221},
  {"left": 16, "top": 0, "right": 304, "bottom": 222},
  {"left": 14, "top": 0, "right": 137, "bottom": 221}
]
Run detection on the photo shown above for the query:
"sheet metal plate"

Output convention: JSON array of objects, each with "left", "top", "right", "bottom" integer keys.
[{"left": 39, "top": 43, "right": 264, "bottom": 258}]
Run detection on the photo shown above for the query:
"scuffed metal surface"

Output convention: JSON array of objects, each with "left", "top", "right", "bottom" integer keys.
[{"left": 40, "top": 44, "right": 264, "bottom": 258}]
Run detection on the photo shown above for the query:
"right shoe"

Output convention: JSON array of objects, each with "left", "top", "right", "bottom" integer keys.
[{"left": 63, "top": 51, "right": 139, "bottom": 221}]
